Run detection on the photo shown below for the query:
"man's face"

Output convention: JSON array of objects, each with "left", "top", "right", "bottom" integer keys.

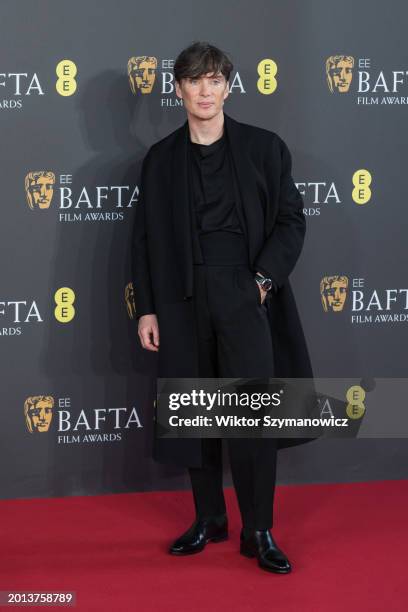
[
  {"left": 27, "top": 175, "right": 54, "bottom": 209},
  {"left": 330, "top": 60, "right": 353, "bottom": 92},
  {"left": 175, "top": 71, "right": 229, "bottom": 120},
  {"left": 28, "top": 400, "right": 53, "bottom": 432}
]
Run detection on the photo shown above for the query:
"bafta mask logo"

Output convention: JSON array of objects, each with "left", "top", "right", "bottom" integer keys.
[
  {"left": 24, "top": 396, "right": 54, "bottom": 433},
  {"left": 25, "top": 171, "right": 56, "bottom": 210},
  {"left": 128, "top": 56, "right": 157, "bottom": 94},
  {"left": 125, "top": 282, "right": 136, "bottom": 319},
  {"left": 326, "top": 55, "right": 354, "bottom": 93},
  {"left": 320, "top": 276, "right": 349, "bottom": 312}
]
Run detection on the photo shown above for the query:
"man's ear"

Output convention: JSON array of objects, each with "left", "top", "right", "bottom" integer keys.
[{"left": 175, "top": 79, "right": 183, "bottom": 99}]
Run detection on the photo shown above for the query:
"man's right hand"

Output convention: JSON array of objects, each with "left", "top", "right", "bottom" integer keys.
[{"left": 138, "top": 314, "right": 160, "bottom": 351}]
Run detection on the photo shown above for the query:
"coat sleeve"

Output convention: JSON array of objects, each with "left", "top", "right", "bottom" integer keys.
[
  {"left": 131, "top": 150, "right": 155, "bottom": 320},
  {"left": 254, "top": 135, "right": 306, "bottom": 289}
]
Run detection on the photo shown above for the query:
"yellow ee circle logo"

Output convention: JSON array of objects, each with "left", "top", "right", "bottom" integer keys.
[
  {"left": 352, "top": 169, "right": 372, "bottom": 205},
  {"left": 54, "top": 287, "right": 75, "bottom": 322},
  {"left": 257, "top": 59, "right": 278, "bottom": 94},
  {"left": 346, "top": 385, "right": 365, "bottom": 419},
  {"left": 56, "top": 60, "right": 77, "bottom": 96}
]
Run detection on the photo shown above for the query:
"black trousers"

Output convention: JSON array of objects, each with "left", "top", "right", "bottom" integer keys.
[{"left": 188, "top": 231, "right": 278, "bottom": 530}]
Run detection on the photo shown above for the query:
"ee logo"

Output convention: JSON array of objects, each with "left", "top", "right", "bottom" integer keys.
[
  {"left": 352, "top": 169, "right": 372, "bottom": 205},
  {"left": 257, "top": 59, "right": 278, "bottom": 94},
  {"left": 54, "top": 287, "right": 75, "bottom": 323},
  {"left": 346, "top": 385, "right": 365, "bottom": 419},
  {"left": 56, "top": 60, "right": 77, "bottom": 96}
]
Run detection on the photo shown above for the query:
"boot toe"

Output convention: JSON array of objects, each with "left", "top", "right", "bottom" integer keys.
[
  {"left": 169, "top": 540, "right": 204, "bottom": 555},
  {"left": 240, "top": 528, "right": 292, "bottom": 574},
  {"left": 260, "top": 551, "right": 291, "bottom": 573},
  {"left": 169, "top": 516, "right": 228, "bottom": 555}
]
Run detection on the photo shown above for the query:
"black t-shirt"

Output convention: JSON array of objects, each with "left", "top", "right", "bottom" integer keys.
[{"left": 188, "top": 130, "right": 243, "bottom": 235}]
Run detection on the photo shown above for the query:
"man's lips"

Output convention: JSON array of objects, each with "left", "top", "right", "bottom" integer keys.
[{"left": 198, "top": 102, "right": 213, "bottom": 107}]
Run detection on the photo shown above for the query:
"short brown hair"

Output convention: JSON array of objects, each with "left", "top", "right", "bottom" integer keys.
[{"left": 174, "top": 41, "right": 233, "bottom": 83}]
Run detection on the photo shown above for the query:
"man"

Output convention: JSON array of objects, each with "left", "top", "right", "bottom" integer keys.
[{"left": 131, "top": 41, "right": 314, "bottom": 574}]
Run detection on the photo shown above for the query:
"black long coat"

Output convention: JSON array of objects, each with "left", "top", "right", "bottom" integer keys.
[{"left": 131, "top": 111, "right": 315, "bottom": 467}]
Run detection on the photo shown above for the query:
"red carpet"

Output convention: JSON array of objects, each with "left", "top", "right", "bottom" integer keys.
[{"left": 1, "top": 480, "right": 407, "bottom": 611}]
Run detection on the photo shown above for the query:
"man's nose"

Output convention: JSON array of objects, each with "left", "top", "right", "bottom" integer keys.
[{"left": 199, "top": 81, "right": 211, "bottom": 96}]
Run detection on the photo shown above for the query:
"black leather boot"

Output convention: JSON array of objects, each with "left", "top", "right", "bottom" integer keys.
[
  {"left": 240, "top": 528, "right": 291, "bottom": 573},
  {"left": 169, "top": 515, "right": 228, "bottom": 555}
]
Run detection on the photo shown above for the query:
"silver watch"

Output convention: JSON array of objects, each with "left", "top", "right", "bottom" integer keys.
[{"left": 254, "top": 272, "right": 273, "bottom": 292}]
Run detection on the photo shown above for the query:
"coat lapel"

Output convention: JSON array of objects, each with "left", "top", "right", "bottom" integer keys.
[
  {"left": 224, "top": 112, "right": 266, "bottom": 266},
  {"left": 170, "top": 120, "right": 194, "bottom": 298}
]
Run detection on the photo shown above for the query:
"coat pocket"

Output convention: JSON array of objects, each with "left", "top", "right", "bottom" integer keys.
[{"left": 235, "top": 266, "right": 262, "bottom": 306}]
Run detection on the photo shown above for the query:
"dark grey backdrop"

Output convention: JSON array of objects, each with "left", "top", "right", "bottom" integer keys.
[{"left": 1, "top": 0, "right": 407, "bottom": 500}]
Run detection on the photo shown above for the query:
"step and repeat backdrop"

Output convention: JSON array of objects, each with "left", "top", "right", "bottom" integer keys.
[{"left": 1, "top": 0, "right": 408, "bottom": 499}]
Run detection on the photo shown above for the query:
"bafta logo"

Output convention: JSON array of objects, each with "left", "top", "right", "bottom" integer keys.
[
  {"left": 128, "top": 56, "right": 157, "bottom": 94},
  {"left": 25, "top": 171, "right": 55, "bottom": 209},
  {"left": 24, "top": 396, "right": 54, "bottom": 433},
  {"left": 125, "top": 282, "right": 136, "bottom": 319},
  {"left": 320, "top": 276, "right": 349, "bottom": 312},
  {"left": 326, "top": 55, "right": 354, "bottom": 93}
]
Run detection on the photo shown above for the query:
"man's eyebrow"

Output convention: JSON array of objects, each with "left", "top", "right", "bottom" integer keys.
[{"left": 188, "top": 74, "right": 223, "bottom": 78}]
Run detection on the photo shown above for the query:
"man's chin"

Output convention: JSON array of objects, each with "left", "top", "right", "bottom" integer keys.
[{"left": 191, "top": 107, "right": 221, "bottom": 121}]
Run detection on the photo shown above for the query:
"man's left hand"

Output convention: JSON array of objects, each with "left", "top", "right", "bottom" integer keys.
[
  {"left": 256, "top": 282, "right": 267, "bottom": 304},
  {"left": 256, "top": 272, "right": 268, "bottom": 304}
]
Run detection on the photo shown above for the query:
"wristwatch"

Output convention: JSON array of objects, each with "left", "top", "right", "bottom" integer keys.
[{"left": 254, "top": 271, "right": 273, "bottom": 292}]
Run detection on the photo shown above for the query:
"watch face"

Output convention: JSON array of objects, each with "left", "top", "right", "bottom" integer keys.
[{"left": 261, "top": 279, "right": 272, "bottom": 291}]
